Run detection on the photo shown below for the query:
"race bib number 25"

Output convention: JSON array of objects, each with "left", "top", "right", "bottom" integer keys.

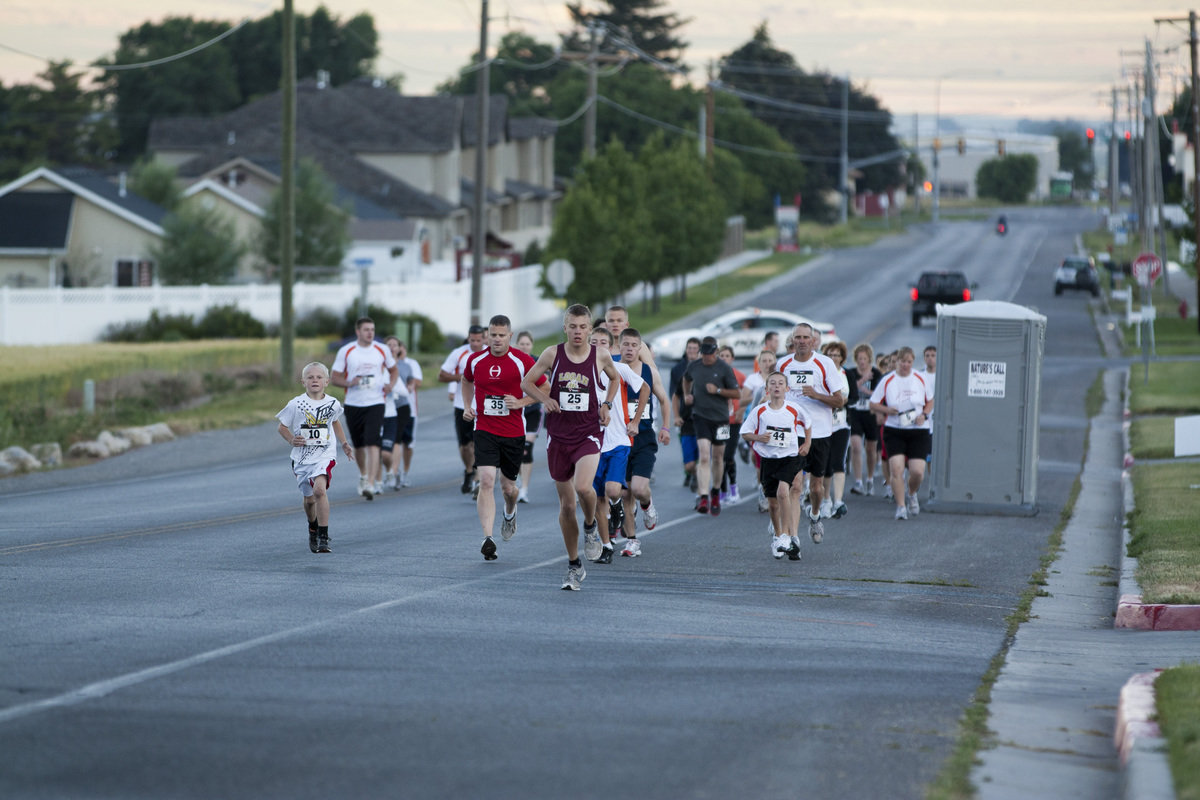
[{"left": 559, "top": 391, "right": 588, "bottom": 412}]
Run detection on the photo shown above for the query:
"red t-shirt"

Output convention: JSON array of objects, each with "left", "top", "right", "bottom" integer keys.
[{"left": 463, "top": 347, "right": 543, "bottom": 438}]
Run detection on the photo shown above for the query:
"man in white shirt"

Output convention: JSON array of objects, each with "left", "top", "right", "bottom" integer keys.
[
  {"left": 331, "top": 317, "right": 398, "bottom": 500},
  {"left": 438, "top": 325, "right": 486, "bottom": 495}
]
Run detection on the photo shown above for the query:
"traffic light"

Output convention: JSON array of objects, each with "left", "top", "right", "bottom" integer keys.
[
  {"left": 997, "top": 139, "right": 1006, "bottom": 156},
  {"left": 1086, "top": 128, "right": 1095, "bottom": 150},
  {"left": 933, "top": 137, "right": 941, "bottom": 152},
  {"left": 1124, "top": 130, "right": 1132, "bottom": 141},
  {"left": 956, "top": 137, "right": 965, "bottom": 155}
]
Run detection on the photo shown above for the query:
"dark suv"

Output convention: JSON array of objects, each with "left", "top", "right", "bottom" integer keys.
[
  {"left": 910, "top": 271, "right": 974, "bottom": 326},
  {"left": 1053, "top": 255, "right": 1100, "bottom": 297}
]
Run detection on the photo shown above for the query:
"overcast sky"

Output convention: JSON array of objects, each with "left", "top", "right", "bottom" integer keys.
[{"left": 0, "top": 0, "right": 1189, "bottom": 129}]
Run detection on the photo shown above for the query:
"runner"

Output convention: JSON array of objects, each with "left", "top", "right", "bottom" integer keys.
[
  {"left": 587, "top": 327, "right": 648, "bottom": 564},
  {"left": 681, "top": 336, "right": 741, "bottom": 515},
  {"left": 869, "top": 347, "right": 934, "bottom": 520},
  {"left": 438, "top": 325, "right": 487, "bottom": 496},
  {"left": 846, "top": 343, "right": 883, "bottom": 497},
  {"left": 388, "top": 337, "right": 422, "bottom": 488},
  {"left": 461, "top": 315, "right": 544, "bottom": 561},
  {"left": 331, "top": 316, "right": 398, "bottom": 501},
  {"left": 520, "top": 304, "right": 624, "bottom": 590},
  {"left": 777, "top": 322, "right": 847, "bottom": 543},
  {"left": 740, "top": 371, "right": 812, "bottom": 561},
  {"left": 615, "top": 327, "right": 670, "bottom": 557},
  {"left": 513, "top": 331, "right": 542, "bottom": 504},
  {"left": 740, "top": 349, "right": 778, "bottom": 513},
  {"left": 717, "top": 345, "right": 746, "bottom": 504},
  {"left": 821, "top": 340, "right": 852, "bottom": 519},
  {"left": 276, "top": 362, "right": 355, "bottom": 553}
]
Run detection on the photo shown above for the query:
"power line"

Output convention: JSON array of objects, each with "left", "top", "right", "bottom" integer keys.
[{"left": 711, "top": 80, "right": 892, "bottom": 124}]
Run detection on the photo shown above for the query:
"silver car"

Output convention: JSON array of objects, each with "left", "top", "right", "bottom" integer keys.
[{"left": 651, "top": 307, "right": 839, "bottom": 359}]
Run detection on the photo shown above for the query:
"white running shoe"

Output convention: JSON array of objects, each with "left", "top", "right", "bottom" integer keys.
[
  {"left": 895, "top": 505, "right": 908, "bottom": 520},
  {"left": 906, "top": 494, "right": 920, "bottom": 516},
  {"left": 642, "top": 501, "right": 658, "bottom": 530},
  {"left": 357, "top": 475, "right": 368, "bottom": 496},
  {"left": 622, "top": 539, "right": 642, "bottom": 557},
  {"left": 850, "top": 480, "right": 865, "bottom": 496},
  {"left": 582, "top": 522, "right": 602, "bottom": 562},
  {"left": 788, "top": 536, "right": 802, "bottom": 561},
  {"left": 767, "top": 519, "right": 775, "bottom": 536},
  {"left": 373, "top": 481, "right": 384, "bottom": 496},
  {"left": 757, "top": 491, "right": 770, "bottom": 513},
  {"left": 517, "top": 490, "right": 529, "bottom": 504},
  {"left": 400, "top": 473, "right": 411, "bottom": 488},
  {"left": 729, "top": 484, "right": 740, "bottom": 503},
  {"left": 819, "top": 498, "right": 833, "bottom": 519},
  {"left": 883, "top": 484, "right": 893, "bottom": 501},
  {"left": 501, "top": 511, "right": 517, "bottom": 541},
  {"left": 772, "top": 534, "right": 790, "bottom": 559},
  {"left": 866, "top": 478, "right": 875, "bottom": 496},
  {"left": 561, "top": 563, "right": 586, "bottom": 591},
  {"left": 809, "top": 516, "right": 824, "bottom": 544}
]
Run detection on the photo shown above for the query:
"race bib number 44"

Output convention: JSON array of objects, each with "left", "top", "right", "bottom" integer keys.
[
  {"left": 765, "top": 425, "right": 795, "bottom": 449},
  {"left": 559, "top": 391, "right": 588, "bottom": 412}
]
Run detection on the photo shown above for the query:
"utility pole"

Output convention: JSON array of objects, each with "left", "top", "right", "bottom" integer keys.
[
  {"left": 705, "top": 61, "right": 715, "bottom": 167},
  {"left": 584, "top": 22, "right": 599, "bottom": 159},
  {"left": 1147, "top": 38, "right": 1172, "bottom": 294},
  {"left": 839, "top": 74, "right": 849, "bottom": 225},
  {"left": 1144, "top": 41, "right": 1155, "bottom": 255},
  {"left": 1156, "top": 11, "right": 1200, "bottom": 328},
  {"left": 913, "top": 113, "right": 920, "bottom": 215},
  {"left": 279, "top": 0, "right": 295, "bottom": 384},
  {"left": 470, "top": 0, "right": 489, "bottom": 326},
  {"left": 1110, "top": 86, "right": 1119, "bottom": 218}
]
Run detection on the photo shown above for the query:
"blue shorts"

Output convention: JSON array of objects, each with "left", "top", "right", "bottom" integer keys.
[
  {"left": 593, "top": 445, "right": 630, "bottom": 494},
  {"left": 680, "top": 434, "right": 698, "bottom": 466}
]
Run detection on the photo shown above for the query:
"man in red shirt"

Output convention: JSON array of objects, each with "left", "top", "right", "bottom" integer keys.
[{"left": 462, "top": 314, "right": 544, "bottom": 561}]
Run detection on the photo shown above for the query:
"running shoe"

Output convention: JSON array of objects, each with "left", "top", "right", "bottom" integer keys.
[
  {"left": 729, "top": 484, "right": 740, "bottom": 503},
  {"left": 809, "top": 516, "right": 824, "bottom": 544},
  {"left": 866, "top": 478, "right": 875, "bottom": 496},
  {"left": 767, "top": 519, "right": 775, "bottom": 536},
  {"left": 832, "top": 502, "right": 848, "bottom": 519},
  {"left": 400, "top": 474, "right": 411, "bottom": 488},
  {"left": 471, "top": 480, "right": 480, "bottom": 501},
  {"left": 501, "top": 511, "right": 517, "bottom": 541},
  {"left": 596, "top": 545, "right": 614, "bottom": 564},
  {"left": 583, "top": 521, "right": 602, "bottom": 561},
  {"left": 461, "top": 470, "right": 473, "bottom": 494},
  {"left": 373, "top": 481, "right": 384, "bottom": 496},
  {"left": 772, "top": 534, "right": 790, "bottom": 559},
  {"left": 362, "top": 480, "right": 374, "bottom": 501},
  {"left": 622, "top": 538, "right": 642, "bottom": 557},
  {"left": 710, "top": 488, "right": 721, "bottom": 517},
  {"left": 850, "top": 480, "right": 866, "bottom": 496},
  {"left": 819, "top": 498, "right": 833, "bottom": 519},
  {"left": 906, "top": 494, "right": 920, "bottom": 517},
  {"left": 738, "top": 439, "right": 750, "bottom": 463},
  {"left": 883, "top": 484, "right": 893, "bottom": 501},
  {"left": 308, "top": 519, "right": 319, "bottom": 554},
  {"left": 316, "top": 532, "right": 331, "bottom": 553},
  {"left": 357, "top": 475, "right": 368, "bottom": 496},
  {"left": 787, "top": 536, "right": 802, "bottom": 561},
  {"left": 894, "top": 505, "right": 908, "bottom": 521},
  {"left": 517, "top": 490, "right": 529, "bottom": 504},
  {"left": 757, "top": 491, "right": 770, "bottom": 513},
  {"left": 481, "top": 537, "right": 498, "bottom": 560},
  {"left": 682, "top": 470, "right": 691, "bottom": 487},
  {"left": 642, "top": 501, "right": 658, "bottom": 530},
  {"left": 608, "top": 500, "right": 625, "bottom": 534},
  {"left": 689, "top": 472, "right": 698, "bottom": 492},
  {"left": 561, "top": 563, "right": 586, "bottom": 591},
  {"left": 696, "top": 495, "right": 709, "bottom": 515},
  {"left": 719, "top": 489, "right": 730, "bottom": 505}
]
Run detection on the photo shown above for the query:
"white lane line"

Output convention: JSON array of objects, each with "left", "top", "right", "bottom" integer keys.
[{"left": 0, "top": 507, "right": 709, "bottom": 725}]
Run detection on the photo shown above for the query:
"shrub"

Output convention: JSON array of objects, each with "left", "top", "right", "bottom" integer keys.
[
  {"left": 195, "top": 304, "right": 266, "bottom": 339},
  {"left": 295, "top": 306, "right": 342, "bottom": 338}
]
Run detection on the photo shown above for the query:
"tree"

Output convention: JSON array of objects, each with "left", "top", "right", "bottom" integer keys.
[
  {"left": 565, "top": 0, "right": 690, "bottom": 64},
  {"left": 256, "top": 158, "right": 350, "bottom": 278},
  {"left": 97, "top": 8, "right": 379, "bottom": 159},
  {"left": 976, "top": 154, "right": 1038, "bottom": 203},
  {"left": 0, "top": 62, "right": 117, "bottom": 181},
  {"left": 152, "top": 203, "right": 245, "bottom": 285},
  {"left": 1055, "top": 126, "right": 1093, "bottom": 191},
  {"left": 130, "top": 159, "right": 181, "bottom": 211},
  {"left": 437, "top": 32, "right": 565, "bottom": 117}
]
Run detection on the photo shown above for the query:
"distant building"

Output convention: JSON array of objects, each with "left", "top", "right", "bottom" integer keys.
[{"left": 897, "top": 125, "right": 1059, "bottom": 201}]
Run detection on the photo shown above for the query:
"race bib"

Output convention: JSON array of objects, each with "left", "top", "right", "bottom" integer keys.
[
  {"left": 627, "top": 401, "right": 650, "bottom": 421},
  {"left": 765, "top": 425, "right": 795, "bottom": 449},
  {"left": 715, "top": 424, "right": 730, "bottom": 441},
  {"left": 897, "top": 409, "right": 919, "bottom": 428},
  {"left": 358, "top": 373, "right": 375, "bottom": 389},
  {"left": 788, "top": 370, "right": 812, "bottom": 390},
  {"left": 832, "top": 407, "right": 847, "bottom": 426},
  {"left": 854, "top": 397, "right": 871, "bottom": 411},
  {"left": 300, "top": 423, "right": 330, "bottom": 445},
  {"left": 559, "top": 391, "right": 589, "bottom": 412},
  {"left": 484, "top": 395, "right": 508, "bottom": 416}
]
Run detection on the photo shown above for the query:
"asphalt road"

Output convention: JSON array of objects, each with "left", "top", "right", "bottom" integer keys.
[{"left": 1, "top": 206, "right": 1112, "bottom": 799}]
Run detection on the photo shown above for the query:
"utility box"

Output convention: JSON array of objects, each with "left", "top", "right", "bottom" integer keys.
[{"left": 927, "top": 300, "right": 1046, "bottom": 516}]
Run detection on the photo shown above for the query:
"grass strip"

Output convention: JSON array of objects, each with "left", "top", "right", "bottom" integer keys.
[
  {"left": 1127, "top": 462, "right": 1200, "bottom": 604},
  {"left": 1156, "top": 663, "right": 1200, "bottom": 800}
]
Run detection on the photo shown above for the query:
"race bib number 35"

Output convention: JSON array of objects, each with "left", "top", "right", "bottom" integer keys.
[
  {"left": 484, "top": 395, "right": 509, "bottom": 416},
  {"left": 559, "top": 391, "right": 588, "bottom": 412}
]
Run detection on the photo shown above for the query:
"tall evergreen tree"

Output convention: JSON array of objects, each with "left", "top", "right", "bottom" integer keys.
[{"left": 565, "top": 0, "right": 690, "bottom": 63}]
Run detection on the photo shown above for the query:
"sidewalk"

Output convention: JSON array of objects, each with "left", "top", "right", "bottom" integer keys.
[{"left": 971, "top": 367, "right": 1200, "bottom": 799}]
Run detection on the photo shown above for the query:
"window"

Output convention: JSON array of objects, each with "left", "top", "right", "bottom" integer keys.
[{"left": 115, "top": 259, "right": 154, "bottom": 287}]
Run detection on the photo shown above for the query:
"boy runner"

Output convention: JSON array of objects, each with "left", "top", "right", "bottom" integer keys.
[{"left": 617, "top": 327, "right": 672, "bottom": 556}]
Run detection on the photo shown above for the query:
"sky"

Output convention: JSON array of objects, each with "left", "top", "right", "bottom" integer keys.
[{"left": 0, "top": 0, "right": 1191, "bottom": 131}]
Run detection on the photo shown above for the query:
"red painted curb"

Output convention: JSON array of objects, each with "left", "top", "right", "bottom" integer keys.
[
  {"left": 1116, "top": 594, "right": 1200, "bottom": 630},
  {"left": 1115, "top": 671, "right": 1162, "bottom": 765}
]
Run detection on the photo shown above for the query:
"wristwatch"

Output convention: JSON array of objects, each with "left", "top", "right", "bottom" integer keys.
[{"left": 602, "top": 400, "right": 613, "bottom": 409}]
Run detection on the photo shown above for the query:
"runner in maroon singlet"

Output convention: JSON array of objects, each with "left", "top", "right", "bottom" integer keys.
[{"left": 521, "top": 304, "right": 624, "bottom": 591}]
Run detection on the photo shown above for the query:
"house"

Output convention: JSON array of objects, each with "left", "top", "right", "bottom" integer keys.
[
  {"left": 147, "top": 78, "right": 560, "bottom": 281},
  {"left": 0, "top": 166, "right": 166, "bottom": 288}
]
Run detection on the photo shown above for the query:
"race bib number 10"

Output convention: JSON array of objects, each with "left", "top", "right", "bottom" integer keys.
[
  {"left": 300, "top": 424, "right": 330, "bottom": 444},
  {"left": 559, "top": 391, "right": 588, "bottom": 412}
]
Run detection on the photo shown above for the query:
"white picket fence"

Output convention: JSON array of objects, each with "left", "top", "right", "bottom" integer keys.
[{"left": 0, "top": 265, "right": 563, "bottom": 345}]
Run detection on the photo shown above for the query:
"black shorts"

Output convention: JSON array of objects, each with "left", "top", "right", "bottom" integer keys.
[
  {"left": 828, "top": 428, "right": 850, "bottom": 474},
  {"left": 395, "top": 405, "right": 415, "bottom": 446},
  {"left": 380, "top": 415, "right": 399, "bottom": 451},
  {"left": 523, "top": 404, "right": 543, "bottom": 436},
  {"left": 848, "top": 408, "right": 880, "bottom": 442},
  {"left": 473, "top": 429, "right": 524, "bottom": 481},
  {"left": 693, "top": 416, "right": 733, "bottom": 444},
  {"left": 344, "top": 404, "right": 384, "bottom": 448},
  {"left": 802, "top": 435, "right": 834, "bottom": 478},
  {"left": 883, "top": 427, "right": 932, "bottom": 461},
  {"left": 760, "top": 455, "right": 803, "bottom": 498},
  {"left": 626, "top": 429, "right": 659, "bottom": 480},
  {"left": 453, "top": 408, "right": 474, "bottom": 447}
]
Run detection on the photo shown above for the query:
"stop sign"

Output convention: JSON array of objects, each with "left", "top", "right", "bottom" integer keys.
[{"left": 1131, "top": 252, "right": 1162, "bottom": 286}]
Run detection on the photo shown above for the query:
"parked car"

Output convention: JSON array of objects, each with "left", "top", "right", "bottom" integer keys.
[
  {"left": 651, "top": 307, "right": 839, "bottom": 359},
  {"left": 1054, "top": 255, "right": 1100, "bottom": 297},
  {"left": 909, "top": 271, "right": 975, "bottom": 327}
]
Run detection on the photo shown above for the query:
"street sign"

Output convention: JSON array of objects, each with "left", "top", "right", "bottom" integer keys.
[
  {"left": 545, "top": 259, "right": 575, "bottom": 296},
  {"left": 1131, "top": 252, "right": 1162, "bottom": 286}
]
